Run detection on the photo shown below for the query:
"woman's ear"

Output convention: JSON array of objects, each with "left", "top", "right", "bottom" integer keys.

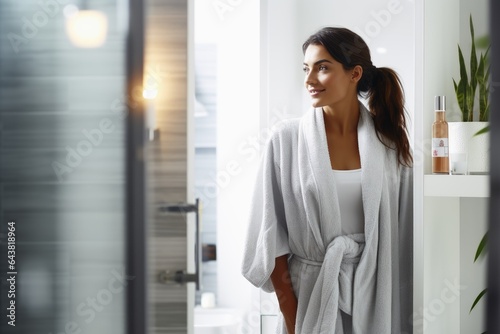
[{"left": 351, "top": 65, "right": 363, "bottom": 83}]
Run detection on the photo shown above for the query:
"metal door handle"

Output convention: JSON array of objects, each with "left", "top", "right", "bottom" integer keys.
[
  {"left": 159, "top": 270, "right": 197, "bottom": 285},
  {"left": 158, "top": 198, "right": 201, "bottom": 290}
]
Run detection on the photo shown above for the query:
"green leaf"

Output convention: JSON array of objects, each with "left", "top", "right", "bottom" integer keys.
[
  {"left": 477, "top": 54, "right": 488, "bottom": 121},
  {"left": 458, "top": 45, "right": 469, "bottom": 86},
  {"left": 477, "top": 53, "right": 485, "bottom": 84},
  {"left": 476, "top": 35, "right": 490, "bottom": 49},
  {"left": 474, "top": 125, "right": 490, "bottom": 136},
  {"left": 484, "top": 55, "right": 491, "bottom": 121},
  {"left": 484, "top": 46, "right": 491, "bottom": 66},
  {"left": 470, "top": 288, "right": 487, "bottom": 313},
  {"left": 470, "top": 14, "right": 478, "bottom": 104},
  {"left": 456, "top": 84, "right": 467, "bottom": 121},
  {"left": 467, "top": 84, "right": 475, "bottom": 121},
  {"left": 457, "top": 45, "right": 471, "bottom": 121},
  {"left": 470, "top": 14, "right": 475, "bottom": 40},
  {"left": 474, "top": 232, "right": 488, "bottom": 262}
]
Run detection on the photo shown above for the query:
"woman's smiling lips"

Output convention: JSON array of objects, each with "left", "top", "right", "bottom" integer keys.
[{"left": 309, "top": 88, "right": 326, "bottom": 97}]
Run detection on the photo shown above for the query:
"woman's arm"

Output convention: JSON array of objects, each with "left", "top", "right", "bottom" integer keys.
[{"left": 270, "top": 255, "right": 298, "bottom": 334}]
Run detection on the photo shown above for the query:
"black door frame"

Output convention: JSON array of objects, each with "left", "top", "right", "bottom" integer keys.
[
  {"left": 488, "top": 0, "right": 500, "bottom": 331},
  {"left": 126, "top": 0, "right": 146, "bottom": 333}
]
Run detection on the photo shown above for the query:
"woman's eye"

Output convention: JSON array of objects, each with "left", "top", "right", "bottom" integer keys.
[
  {"left": 302, "top": 67, "right": 309, "bottom": 73},
  {"left": 319, "top": 65, "right": 327, "bottom": 71}
]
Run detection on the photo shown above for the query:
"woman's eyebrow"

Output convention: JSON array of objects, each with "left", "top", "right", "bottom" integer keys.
[{"left": 302, "top": 59, "right": 333, "bottom": 66}]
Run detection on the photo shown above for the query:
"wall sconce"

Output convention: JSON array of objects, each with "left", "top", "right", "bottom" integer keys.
[
  {"left": 143, "top": 88, "right": 160, "bottom": 141},
  {"left": 64, "top": 3, "right": 108, "bottom": 48}
]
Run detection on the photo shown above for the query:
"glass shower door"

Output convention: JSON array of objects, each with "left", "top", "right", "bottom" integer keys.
[{"left": 0, "top": 1, "right": 130, "bottom": 333}]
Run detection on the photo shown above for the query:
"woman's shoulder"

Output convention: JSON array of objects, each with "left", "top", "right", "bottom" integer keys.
[
  {"left": 261, "top": 118, "right": 301, "bottom": 163},
  {"left": 267, "top": 117, "right": 301, "bottom": 144}
]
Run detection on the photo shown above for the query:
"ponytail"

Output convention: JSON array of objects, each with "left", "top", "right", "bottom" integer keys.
[{"left": 367, "top": 67, "right": 412, "bottom": 167}]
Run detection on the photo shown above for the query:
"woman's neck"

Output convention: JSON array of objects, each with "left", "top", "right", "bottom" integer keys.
[{"left": 322, "top": 99, "right": 360, "bottom": 135}]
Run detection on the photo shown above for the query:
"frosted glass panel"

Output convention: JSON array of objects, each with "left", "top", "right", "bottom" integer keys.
[{"left": 0, "top": 1, "right": 128, "bottom": 333}]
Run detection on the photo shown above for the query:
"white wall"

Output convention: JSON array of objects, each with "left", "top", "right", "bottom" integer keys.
[
  {"left": 420, "top": 2, "right": 460, "bottom": 333},
  {"left": 193, "top": 1, "right": 261, "bottom": 333},
  {"left": 261, "top": 0, "right": 415, "bottom": 130},
  {"left": 215, "top": 0, "right": 261, "bottom": 312},
  {"left": 204, "top": 2, "right": 263, "bottom": 333}
]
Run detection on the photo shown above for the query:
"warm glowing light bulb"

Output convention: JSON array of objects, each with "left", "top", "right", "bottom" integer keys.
[
  {"left": 143, "top": 88, "right": 158, "bottom": 100},
  {"left": 143, "top": 88, "right": 158, "bottom": 140},
  {"left": 65, "top": 8, "right": 108, "bottom": 48}
]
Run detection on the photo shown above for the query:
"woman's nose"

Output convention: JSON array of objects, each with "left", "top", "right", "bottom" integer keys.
[{"left": 305, "top": 71, "right": 316, "bottom": 85}]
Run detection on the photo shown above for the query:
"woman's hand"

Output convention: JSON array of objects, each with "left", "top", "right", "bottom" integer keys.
[{"left": 270, "top": 255, "right": 298, "bottom": 334}]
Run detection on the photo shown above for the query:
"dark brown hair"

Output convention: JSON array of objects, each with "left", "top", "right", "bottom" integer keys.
[{"left": 302, "top": 27, "right": 412, "bottom": 167}]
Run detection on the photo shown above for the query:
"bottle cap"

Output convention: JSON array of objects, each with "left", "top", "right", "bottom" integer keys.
[{"left": 434, "top": 96, "right": 446, "bottom": 111}]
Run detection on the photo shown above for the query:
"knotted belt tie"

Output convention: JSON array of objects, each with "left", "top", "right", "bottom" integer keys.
[{"left": 298, "top": 234, "right": 365, "bottom": 333}]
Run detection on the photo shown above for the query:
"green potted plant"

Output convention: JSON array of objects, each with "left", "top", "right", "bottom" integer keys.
[
  {"left": 450, "top": 14, "right": 490, "bottom": 174},
  {"left": 470, "top": 232, "right": 487, "bottom": 317}
]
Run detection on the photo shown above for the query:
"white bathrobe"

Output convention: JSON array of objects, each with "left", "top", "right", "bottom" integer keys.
[{"left": 241, "top": 102, "right": 413, "bottom": 334}]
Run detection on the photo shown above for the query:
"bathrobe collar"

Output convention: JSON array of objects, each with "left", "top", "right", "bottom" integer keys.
[{"left": 298, "top": 101, "right": 385, "bottom": 251}]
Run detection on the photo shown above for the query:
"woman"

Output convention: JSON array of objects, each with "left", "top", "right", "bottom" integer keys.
[{"left": 242, "top": 27, "right": 413, "bottom": 334}]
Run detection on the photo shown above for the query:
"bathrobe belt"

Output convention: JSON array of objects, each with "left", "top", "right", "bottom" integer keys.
[{"left": 295, "top": 234, "right": 365, "bottom": 332}]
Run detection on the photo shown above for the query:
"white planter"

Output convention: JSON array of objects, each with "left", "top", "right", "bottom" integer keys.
[{"left": 448, "top": 122, "right": 489, "bottom": 174}]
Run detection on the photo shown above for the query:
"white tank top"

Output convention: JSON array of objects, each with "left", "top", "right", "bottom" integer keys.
[{"left": 332, "top": 168, "right": 364, "bottom": 235}]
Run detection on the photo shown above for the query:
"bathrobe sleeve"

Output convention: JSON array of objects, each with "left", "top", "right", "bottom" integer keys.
[
  {"left": 398, "top": 165, "right": 414, "bottom": 332},
  {"left": 241, "top": 131, "right": 291, "bottom": 293}
]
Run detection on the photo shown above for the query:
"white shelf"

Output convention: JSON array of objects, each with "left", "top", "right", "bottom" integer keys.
[{"left": 424, "top": 175, "right": 489, "bottom": 198}]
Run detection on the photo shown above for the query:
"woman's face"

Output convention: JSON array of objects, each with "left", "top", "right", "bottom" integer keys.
[{"left": 303, "top": 44, "right": 358, "bottom": 109}]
